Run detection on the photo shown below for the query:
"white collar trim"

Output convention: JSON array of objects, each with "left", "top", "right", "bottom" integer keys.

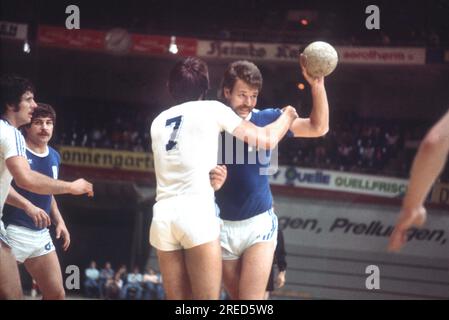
[{"left": 26, "top": 146, "right": 49, "bottom": 157}]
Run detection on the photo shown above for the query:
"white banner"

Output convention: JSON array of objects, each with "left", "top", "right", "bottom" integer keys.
[
  {"left": 273, "top": 194, "right": 449, "bottom": 299},
  {"left": 0, "top": 21, "right": 28, "bottom": 40},
  {"left": 197, "top": 40, "right": 426, "bottom": 65},
  {"left": 269, "top": 166, "right": 408, "bottom": 198},
  {"left": 276, "top": 195, "right": 449, "bottom": 260},
  {"left": 197, "top": 40, "right": 301, "bottom": 62}
]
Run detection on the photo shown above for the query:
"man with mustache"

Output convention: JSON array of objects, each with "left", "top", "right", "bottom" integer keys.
[
  {"left": 215, "top": 59, "right": 329, "bottom": 299},
  {"left": 1, "top": 75, "right": 93, "bottom": 299},
  {"left": 3, "top": 103, "right": 68, "bottom": 299},
  {"left": 150, "top": 57, "right": 298, "bottom": 299}
]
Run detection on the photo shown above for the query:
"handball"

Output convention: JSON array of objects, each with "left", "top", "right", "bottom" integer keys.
[{"left": 302, "top": 41, "right": 338, "bottom": 78}]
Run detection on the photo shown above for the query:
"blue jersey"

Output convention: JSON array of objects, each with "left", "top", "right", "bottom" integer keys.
[
  {"left": 216, "top": 108, "right": 293, "bottom": 221},
  {"left": 3, "top": 146, "right": 60, "bottom": 230}
]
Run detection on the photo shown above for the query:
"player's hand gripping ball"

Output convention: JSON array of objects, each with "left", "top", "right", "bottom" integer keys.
[{"left": 302, "top": 41, "right": 338, "bottom": 78}]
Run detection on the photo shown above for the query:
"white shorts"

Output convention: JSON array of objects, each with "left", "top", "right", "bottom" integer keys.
[
  {"left": 0, "top": 219, "right": 9, "bottom": 247},
  {"left": 150, "top": 195, "right": 220, "bottom": 251},
  {"left": 5, "top": 224, "right": 55, "bottom": 263},
  {"left": 220, "top": 208, "right": 278, "bottom": 260}
]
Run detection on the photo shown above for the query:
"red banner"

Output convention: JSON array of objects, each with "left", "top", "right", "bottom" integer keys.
[
  {"left": 38, "top": 25, "right": 105, "bottom": 50},
  {"left": 38, "top": 25, "right": 197, "bottom": 57}
]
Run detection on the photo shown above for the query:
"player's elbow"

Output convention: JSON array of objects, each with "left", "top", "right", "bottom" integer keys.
[
  {"left": 15, "top": 179, "right": 32, "bottom": 191},
  {"left": 254, "top": 137, "right": 277, "bottom": 150},
  {"left": 421, "top": 131, "right": 444, "bottom": 153},
  {"left": 304, "top": 118, "right": 329, "bottom": 137},
  {"left": 264, "top": 136, "right": 280, "bottom": 150},
  {"left": 316, "top": 124, "right": 329, "bottom": 137},
  {"left": 252, "top": 128, "right": 279, "bottom": 150},
  {"left": 308, "top": 124, "right": 329, "bottom": 137},
  {"left": 14, "top": 173, "right": 34, "bottom": 192}
]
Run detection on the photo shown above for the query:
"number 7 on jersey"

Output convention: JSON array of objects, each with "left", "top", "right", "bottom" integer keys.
[{"left": 165, "top": 115, "right": 183, "bottom": 151}]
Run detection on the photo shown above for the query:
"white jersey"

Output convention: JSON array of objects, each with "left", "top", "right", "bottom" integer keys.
[
  {"left": 151, "top": 100, "right": 242, "bottom": 202},
  {"left": 0, "top": 119, "right": 27, "bottom": 233}
]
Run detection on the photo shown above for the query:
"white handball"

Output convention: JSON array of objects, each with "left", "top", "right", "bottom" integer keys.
[{"left": 302, "top": 41, "right": 338, "bottom": 78}]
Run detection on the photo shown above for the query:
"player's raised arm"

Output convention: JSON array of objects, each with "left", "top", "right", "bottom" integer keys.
[
  {"left": 232, "top": 106, "right": 298, "bottom": 150},
  {"left": 289, "top": 54, "right": 329, "bottom": 138}
]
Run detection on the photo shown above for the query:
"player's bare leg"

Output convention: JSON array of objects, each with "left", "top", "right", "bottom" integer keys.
[
  {"left": 222, "top": 258, "right": 241, "bottom": 299},
  {"left": 0, "top": 241, "right": 23, "bottom": 299},
  {"left": 223, "top": 241, "right": 275, "bottom": 300},
  {"left": 184, "top": 238, "right": 222, "bottom": 300},
  {"left": 25, "top": 251, "right": 65, "bottom": 300},
  {"left": 157, "top": 249, "right": 192, "bottom": 299},
  {"left": 238, "top": 241, "right": 275, "bottom": 299}
]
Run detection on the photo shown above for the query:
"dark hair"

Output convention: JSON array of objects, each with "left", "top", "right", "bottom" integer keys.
[
  {"left": 32, "top": 103, "right": 56, "bottom": 124},
  {"left": 221, "top": 60, "right": 263, "bottom": 97},
  {"left": 0, "top": 74, "right": 35, "bottom": 115},
  {"left": 20, "top": 103, "right": 56, "bottom": 135},
  {"left": 168, "top": 57, "right": 209, "bottom": 104}
]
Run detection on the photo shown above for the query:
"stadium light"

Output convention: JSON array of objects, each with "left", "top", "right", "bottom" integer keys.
[
  {"left": 23, "top": 39, "right": 30, "bottom": 54},
  {"left": 168, "top": 36, "right": 178, "bottom": 54}
]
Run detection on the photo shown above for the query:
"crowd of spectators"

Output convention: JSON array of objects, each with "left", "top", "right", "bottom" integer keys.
[
  {"left": 83, "top": 260, "right": 165, "bottom": 300},
  {"left": 54, "top": 106, "right": 449, "bottom": 181},
  {"left": 279, "top": 118, "right": 415, "bottom": 177},
  {"left": 54, "top": 104, "right": 153, "bottom": 153},
  {"left": 279, "top": 117, "right": 449, "bottom": 182}
]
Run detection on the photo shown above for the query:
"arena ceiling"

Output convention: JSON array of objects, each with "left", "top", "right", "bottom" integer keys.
[{"left": 1, "top": 0, "right": 448, "bottom": 45}]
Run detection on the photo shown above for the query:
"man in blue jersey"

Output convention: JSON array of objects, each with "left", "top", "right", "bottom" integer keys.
[
  {"left": 4, "top": 103, "right": 68, "bottom": 299},
  {"left": 1, "top": 75, "right": 93, "bottom": 299},
  {"left": 150, "top": 57, "right": 297, "bottom": 300},
  {"left": 216, "top": 59, "right": 329, "bottom": 299}
]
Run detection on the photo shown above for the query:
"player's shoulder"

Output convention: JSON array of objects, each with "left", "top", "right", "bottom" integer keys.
[
  {"left": 254, "top": 107, "right": 282, "bottom": 120},
  {"left": 0, "top": 119, "right": 24, "bottom": 146},
  {"left": 48, "top": 146, "right": 60, "bottom": 158},
  {"left": 151, "top": 108, "right": 170, "bottom": 128},
  {"left": 202, "top": 100, "right": 228, "bottom": 108},
  {"left": 259, "top": 107, "right": 282, "bottom": 115},
  {"left": 154, "top": 100, "right": 229, "bottom": 122},
  {"left": 0, "top": 119, "right": 21, "bottom": 136},
  {"left": 182, "top": 100, "right": 228, "bottom": 112}
]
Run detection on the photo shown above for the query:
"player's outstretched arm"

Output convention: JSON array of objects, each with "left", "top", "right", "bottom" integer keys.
[
  {"left": 6, "top": 156, "right": 94, "bottom": 196},
  {"left": 232, "top": 106, "right": 298, "bottom": 150},
  {"left": 6, "top": 186, "right": 51, "bottom": 229},
  {"left": 290, "top": 54, "right": 329, "bottom": 138},
  {"left": 388, "top": 108, "right": 449, "bottom": 252}
]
